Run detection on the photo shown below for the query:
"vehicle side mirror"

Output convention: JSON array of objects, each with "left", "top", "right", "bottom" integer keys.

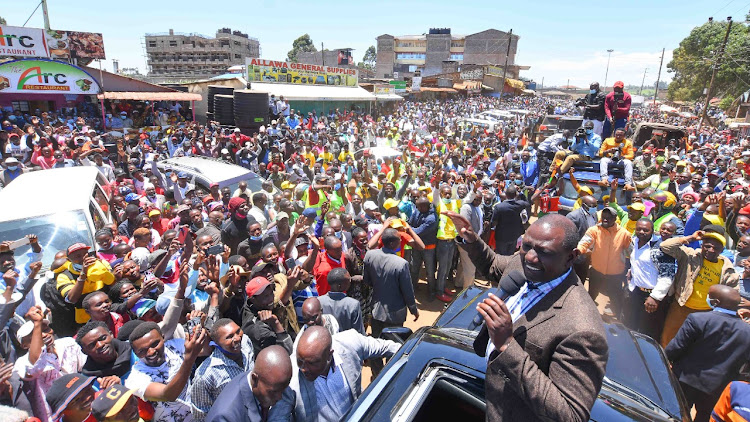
[{"left": 380, "top": 327, "right": 413, "bottom": 344}]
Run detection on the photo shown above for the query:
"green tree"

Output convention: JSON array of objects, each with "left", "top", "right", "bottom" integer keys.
[
  {"left": 287, "top": 34, "right": 317, "bottom": 63},
  {"left": 0, "top": 16, "right": 6, "bottom": 25},
  {"left": 362, "top": 45, "right": 376, "bottom": 70},
  {"left": 667, "top": 20, "right": 750, "bottom": 101}
]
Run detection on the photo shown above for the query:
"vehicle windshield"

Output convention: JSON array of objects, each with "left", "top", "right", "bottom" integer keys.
[
  {"left": 227, "top": 175, "right": 266, "bottom": 197},
  {"left": 0, "top": 210, "right": 92, "bottom": 271}
]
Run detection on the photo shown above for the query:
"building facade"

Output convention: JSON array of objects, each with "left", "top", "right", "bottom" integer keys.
[
  {"left": 145, "top": 28, "right": 260, "bottom": 79},
  {"left": 375, "top": 28, "right": 518, "bottom": 78}
]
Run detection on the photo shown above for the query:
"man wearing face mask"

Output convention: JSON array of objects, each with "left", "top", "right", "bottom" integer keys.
[
  {"left": 0, "top": 157, "right": 28, "bottom": 190},
  {"left": 553, "top": 123, "right": 602, "bottom": 178},
  {"left": 603, "top": 81, "right": 632, "bottom": 139},
  {"left": 579, "top": 82, "right": 607, "bottom": 136}
]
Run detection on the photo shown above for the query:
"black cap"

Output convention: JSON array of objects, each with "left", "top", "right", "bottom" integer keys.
[{"left": 46, "top": 373, "right": 95, "bottom": 420}]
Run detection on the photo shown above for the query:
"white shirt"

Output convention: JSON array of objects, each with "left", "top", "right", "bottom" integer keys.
[
  {"left": 126, "top": 338, "right": 194, "bottom": 422},
  {"left": 629, "top": 239, "right": 658, "bottom": 291}
]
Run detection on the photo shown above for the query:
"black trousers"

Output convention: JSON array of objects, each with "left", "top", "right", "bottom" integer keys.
[
  {"left": 495, "top": 240, "right": 517, "bottom": 256},
  {"left": 621, "top": 288, "right": 670, "bottom": 341},
  {"left": 588, "top": 269, "right": 625, "bottom": 316},
  {"left": 680, "top": 382, "right": 721, "bottom": 422},
  {"left": 370, "top": 319, "right": 401, "bottom": 377}
]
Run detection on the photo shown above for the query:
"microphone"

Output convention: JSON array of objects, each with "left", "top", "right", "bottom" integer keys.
[{"left": 470, "top": 270, "right": 526, "bottom": 330}]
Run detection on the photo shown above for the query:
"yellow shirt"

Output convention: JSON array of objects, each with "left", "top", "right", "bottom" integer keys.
[{"left": 685, "top": 259, "right": 723, "bottom": 310}]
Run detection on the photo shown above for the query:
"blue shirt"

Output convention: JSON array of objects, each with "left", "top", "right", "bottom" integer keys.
[
  {"left": 519, "top": 160, "right": 538, "bottom": 187},
  {"left": 570, "top": 133, "right": 602, "bottom": 157},
  {"left": 486, "top": 268, "right": 572, "bottom": 360},
  {"left": 314, "top": 354, "right": 354, "bottom": 421}
]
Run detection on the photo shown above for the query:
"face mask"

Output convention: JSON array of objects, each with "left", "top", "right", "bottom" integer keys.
[
  {"left": 236, "top": 211, "right": 247, "bottom": 219},
  {"left": 585, "top": 129, "right": 593, "bottom": 135},
  {"left": 590, "top": 89, "right": 596, "bottom": 94},
  {"left": 515, "top": 180, "right": 523, "bottom": 186},
  {"left": 334, "top": 230, "right": 343, "bottom": 239},
  {"left": 7, "top": 166, "right": 18, "bottom": 171},
  {"left": 706, "top": 296, "right": 716, "bottom": 309},
  {"left": 334, "top": 183, "right": 341, "bottom": 191},
  {"left": 442, "top": 197, "right": 451, "bottom": 204},
  {"left": 72, "top": 263, "right": 83, "bottom": 272},
  {"left": 250, "top": 235, "right": 262, "bottom": 241}
]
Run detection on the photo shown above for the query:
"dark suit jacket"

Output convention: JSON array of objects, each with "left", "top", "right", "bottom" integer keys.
[
  {"left": 566, "top": 207, "right": 597, "bottom": 241},
  {"left": 491, "top": 196, "right": 530, "bottom": 244},
  {"left": 206, "top": 369, "right": 295, "bottom": 422},
  {"left": 461, "top": 238, "right": 609, "bottom": 422},
  {"left": 666, "top": 310, "right": 750, "bottom": 395}
]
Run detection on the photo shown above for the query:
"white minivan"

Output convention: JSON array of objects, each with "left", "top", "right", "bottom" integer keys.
[{"left": 0, "top": 167, "right": 112, "bottom": 270}]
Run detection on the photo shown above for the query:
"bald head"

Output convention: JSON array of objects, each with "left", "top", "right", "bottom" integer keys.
[
  {"left": 301, "top": 297, "right": 323, "bottom": 327},
  {"left": 709, "top": 284, "right": 741, "bottom": 311},
  {"left": 251, "top": 345, "right": 293, "bottom": 408},
  {"left": 296, "top": 326, "right": 334, "bottom": 381},
  {"left": 580, "top": 195, "right": 597, "bottom": 209}
]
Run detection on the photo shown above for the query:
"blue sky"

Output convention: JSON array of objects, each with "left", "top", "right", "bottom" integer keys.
[{"left": 3, "top": 0, "right": 747, "bottom": 87}]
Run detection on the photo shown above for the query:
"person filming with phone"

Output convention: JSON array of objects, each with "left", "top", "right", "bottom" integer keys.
[
  {"left": 442, "top": 211, "right": 608, "bottom": 422},
  {"left": 55, "top": 243, "right": 115, "bottom": 329}
]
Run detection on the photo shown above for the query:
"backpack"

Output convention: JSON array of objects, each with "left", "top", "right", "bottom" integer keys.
[{"left": 39, "top": 270, "right": 79, "bottom": 338}]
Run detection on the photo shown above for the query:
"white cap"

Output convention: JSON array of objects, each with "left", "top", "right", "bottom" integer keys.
[
  {"left": 16, "top": 320, "right": 35, "bottom": 343},
  {"left": 363, "top": 201, "right": 378, "bottom": 211},
  {"left": 5, "top": 157, "right": 19, "bottom": 164},
  {"left": 234, "top": 128, "right": 241, "bottom": 133}
]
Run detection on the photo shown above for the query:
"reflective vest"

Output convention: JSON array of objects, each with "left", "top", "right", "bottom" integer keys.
[{"left": 436, "top": 199, "right": 461, "bottom": 240}]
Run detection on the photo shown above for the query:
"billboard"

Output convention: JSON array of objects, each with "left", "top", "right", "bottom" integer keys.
[
  {"left": 246, "top": 58, "right": 358, "bottom": 87},
  {"left": 0, "top": 25, "right": 49, "bottom": 58},
  {"left": 389, "top": 80, "right": 407, "bottom": 93},
  {"left": 0, "top": 59, "right": 102, "bottom": 94},
  {"left": 0, "top": 25, "right": 105, "bottom": 59},
  {"left": 374, "top": 84, "right": 395, "bottom": 95},
  {"left": 337, "top": 50, "right": 352, "bottom": 65}
]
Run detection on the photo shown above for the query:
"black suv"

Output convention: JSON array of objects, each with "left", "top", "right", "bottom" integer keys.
[{"left": 345, "top": 286, "right": 691, "bottom": 422}]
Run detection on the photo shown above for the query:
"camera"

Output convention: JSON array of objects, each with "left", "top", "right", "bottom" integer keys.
[{"left": 575, "top": 128, "right": 586, "bottom": 139}]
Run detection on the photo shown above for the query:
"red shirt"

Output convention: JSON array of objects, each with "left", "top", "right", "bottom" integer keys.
[
  {"left": 377, "top": 231, "right": 413, "bottom": 259},
  {"left": 605, "top": 91, "right": 632, "bottom": 120},
  {"left": 313, "top": 253, "right": 346, "bottom": 295}
]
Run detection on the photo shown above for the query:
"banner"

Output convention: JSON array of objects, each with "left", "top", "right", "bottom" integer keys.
[
  {"left": 0, "top": 25, "right": 48, "bottom": 58},
  {"left": 389, "top": 80, "right": 407, "bottom": 93},
  {"left": 374, "top": 84, "right": 395, "bottom": 95},
  {"left": 246, "top": 58, "right": 358, "bottom": 87},
  {"left": 0, "top": 25, "right": 105, "bottom": 59},
  {"left": 485, "top": 65, "right": 504, "bottom": 77},
  {"left": 46, "top": 30, "right": 106, "bottom": 59},
  {"left": 411, "top": 76, "right": 422, "bottom": 92},
  {"left": 0, "top": 59, "right": 102, "bottom": 94}
]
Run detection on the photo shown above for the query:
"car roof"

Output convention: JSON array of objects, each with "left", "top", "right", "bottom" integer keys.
[
  {"left": 0, "top": 167, "right": 102, "bottom": 221},
  {"left": 158, "top": 156, "right": 259, "bottom": 184},
  {"left": 434, "top": 285, "right": 685, "bottom": 419}
]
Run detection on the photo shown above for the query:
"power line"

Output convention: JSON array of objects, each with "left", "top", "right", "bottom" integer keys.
[
  {"left": 22, "top": 1, "right": 43, "bottom": 27},
  {"left": 731, "top": 0, "right": 750, "bottom": 16},
  {"left": 713, "top": 0, "right": 739, "bottom": 16}
]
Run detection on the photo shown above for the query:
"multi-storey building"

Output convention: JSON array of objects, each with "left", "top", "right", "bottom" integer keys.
[
  {"left": 375, "top": 28, "right": 519, "bottom": 78},
  {"left": 145, "top": 28, "right": 260, "bottom": 79}
]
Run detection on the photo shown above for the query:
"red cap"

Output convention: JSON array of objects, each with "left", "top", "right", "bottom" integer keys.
[
  {"left": 67, "top": 243, "right": 90, "bottom": 255},
  {"left": 741, "top": 204, "right": 750, "bottom": 215},
  {"left": 614, "top": 81, "right": 624, "bottom": 88},
  {"left": 245, "top": 276, "right": 272, "bottom": 297}
]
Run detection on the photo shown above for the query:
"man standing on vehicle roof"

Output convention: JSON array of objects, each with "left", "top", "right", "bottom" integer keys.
[
  {"left": 603, "top": 81, "right": 632, "bottom": 138},
  {"left": 580, "top": 82, "right": 607, "bottom": 137},
  {"left": 443, "top": 211, "right": 608, "bottom": 422}
]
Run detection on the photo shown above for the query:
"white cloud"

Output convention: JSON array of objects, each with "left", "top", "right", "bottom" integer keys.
[{"left": 520, "top": 49, "right": 674, "bottom": 89}]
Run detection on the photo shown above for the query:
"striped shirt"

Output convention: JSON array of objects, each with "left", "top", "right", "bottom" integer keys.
[{"left": 486, "top": 268, "right": 571, "bottom": 360}]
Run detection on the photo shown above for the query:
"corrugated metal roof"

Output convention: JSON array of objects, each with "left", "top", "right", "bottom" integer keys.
[
  {"left": 97, "top": 92, "right": 202, "bottom": 101},
  {"left": 248, "top": 82, "right": 375, "bottom": 101}
]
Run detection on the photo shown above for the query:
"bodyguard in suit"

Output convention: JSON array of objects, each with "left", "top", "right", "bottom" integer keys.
[
  {"left": 206, "top": 345, "right": 293, "bottom": 422},
  {"left": 666, "top": 284, "right": 750, "bottom": 422},
  {"left": 270, "top": 327, "right": 400, "bottom": 422},
  {"left": 491, "top": 185, "right": 530, "bottom": 255},
  {"left": 444, "top": 211, "right": 609, "bottom": 422}
]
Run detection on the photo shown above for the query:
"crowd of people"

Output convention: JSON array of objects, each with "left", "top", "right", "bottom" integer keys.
[{"left": 0, "top": 79, "right": 749, "bottom": 422}]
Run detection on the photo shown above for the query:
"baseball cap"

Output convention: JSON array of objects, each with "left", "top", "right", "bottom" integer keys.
[
  {"left": 67, "top": 243, "right": 90, "bottom": 255},
  {"left": 276, "top": 211, "right": 289, "bottom": 221},
  {"left": 131, "top": 299, "right": 156, "bottom": 318},
  {"left": 627, "top": 202, "right": 646, "bottom": 212},
  {"left": 46, "top": 374, "right": 96, "bottom": 421},
  {"left": 302, "top": 207, "right": 318, "bottom": 219},
  {"left": 579, "top": 186, "right": 594, "bottom": 196},
  {"left": 176, "top": 204, "right": 190, "bottom": 214},
  {"left": 16, "top": 320, "right": 36, "bottom": 343},
  {"left": 390, "top": 218, "right": 406, "bottom": 229},
  {"left": 383, "top": 198, "right": 400, "bottom": 210},
  {"left": 91, "top": 384, "right": 136, "bottom": 421},
  {"left": 148, "top": 209, "right": 161, "bottom": 217},
  {"left": 613, "top": 81, "right": 624, "bottom": 88},
  {"left": 177, "top": 171, "right": 188, "bottom": 179},
  {"left": 703, "top": 231, "right": 727, "bottom": 247},
  {"left": 234, "top": 128, "right": 241, "bottom": 133},
  {"left": 245, "top": 276, "right": 272, "bottom": 297},
  {"left": 363, "top": 201, "right": 378, "bottom": 211},
  {"left": 294, "top": 236, "right": 309, "bottom": 248},
  {"left": 124, "top": 193, "right": 141, "bottom": 203},
  {"left": 4, "top": 157, "right": 19, "bottom": 165},
  {"left": 602, "top": 206, "right": 618, "bottom": 216}
]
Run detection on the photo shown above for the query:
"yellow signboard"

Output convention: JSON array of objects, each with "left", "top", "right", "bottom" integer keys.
[{"left": 246, "top": 58, "right": 358, "bottom": 87}]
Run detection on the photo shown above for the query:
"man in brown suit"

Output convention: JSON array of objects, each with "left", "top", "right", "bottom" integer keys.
[{"left": 443, "top": 211, "right": 609, "bottom": 422}]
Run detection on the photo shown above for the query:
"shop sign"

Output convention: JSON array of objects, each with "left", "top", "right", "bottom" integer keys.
[
  {"left": 389, "top": 80, "right": 407, "bottom": 93},
  {"left": 0, "top": 59, "right": 101, "bottom": 94},
  {"left": 246, "top": 58, "right": 358, "bottom": 87},
  {"left": 374, "top": 84, "right": 394, "bottom": 95},
  {"left": 0, "top": 25, "right": 48, "bottom": 58}
]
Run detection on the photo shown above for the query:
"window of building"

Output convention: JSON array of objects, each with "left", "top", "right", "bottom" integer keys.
[
  {"left": 450, "top": 53, "right": 464, "bottom": 61},
  {"left": 148, "top": 41, "right": 156, "bottom": 48},
  {"left": 11, "top": 101, "right": 29, "bottom": 112},
  {"left": 451, "top": 41, "right": 464, "bottom": 48},
  {"left": 169, "top": 40, "right": 177, "bottom": 47},
  {"left": 234, "top": 41, "right": 241, "bottom": 46},
  {"left": 396, "top": 53, "right": 426, "bottom": 60},
  {"left": 235, "top": 54, "right": 241, "bottom": 59}
]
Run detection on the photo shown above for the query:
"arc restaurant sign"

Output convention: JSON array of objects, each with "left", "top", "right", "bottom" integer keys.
[{"left": 0, "top": 59, "right": 102, "bottom": 95}]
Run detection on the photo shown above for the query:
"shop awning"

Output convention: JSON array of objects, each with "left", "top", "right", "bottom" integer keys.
[
  {"left": 249, "top": 82, "right": 375, "bottom": 101},
  {"left": 411, "top": 86, "right": 458, "bottom": 94},
  {"left": 375, "top": 93, "right": 404, "bottom": 101},
  {"left": 97, "top": 92, "right": 202, "bottom": 101},
  {"left": 504, "top": 78, "right": 525, "bottom": 90}
]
